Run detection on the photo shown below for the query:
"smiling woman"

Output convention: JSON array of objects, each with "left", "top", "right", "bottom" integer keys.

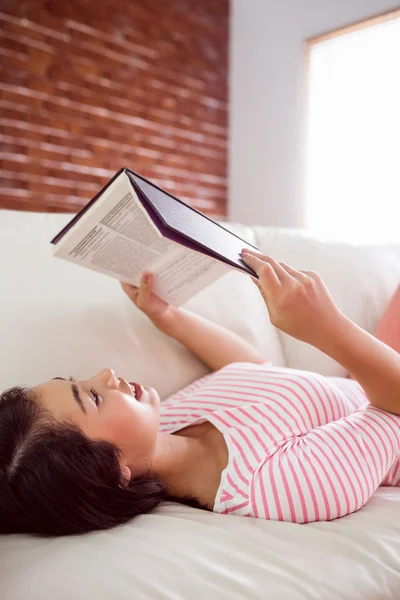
[
  {"left": 3, "top": 257, "right": 400, "bottom": 538},
  {"left": 34, "top": 369, "right": 163, "bottom": 484},
  {"left": 0, "top": 368, "right": 208, "bottom": 536}
]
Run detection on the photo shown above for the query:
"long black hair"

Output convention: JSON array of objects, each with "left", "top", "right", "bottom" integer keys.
[{"left": 0, "top": 385, "right": 208, "bottom": 536}]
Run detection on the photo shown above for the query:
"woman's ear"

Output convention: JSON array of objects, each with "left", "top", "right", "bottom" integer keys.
[{"left": 119, "top": 465, "right": 132, "bottom": 488}]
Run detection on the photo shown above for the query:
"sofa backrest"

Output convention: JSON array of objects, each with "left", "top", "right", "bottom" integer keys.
[
  {"left": 1, "top": 210, "right": 399, "bottom": 396},
  {"left": 0, "top": 211, "right": 284, "bottom": 397}
]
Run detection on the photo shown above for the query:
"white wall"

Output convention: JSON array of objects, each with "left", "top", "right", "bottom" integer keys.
[{"left": 229, "top": 0, "right": 399, "bottom": 228}]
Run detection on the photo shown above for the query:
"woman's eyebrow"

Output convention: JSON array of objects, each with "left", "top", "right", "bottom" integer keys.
[{"left": 52, "top": 377, "right": 86, "bottom": 414}]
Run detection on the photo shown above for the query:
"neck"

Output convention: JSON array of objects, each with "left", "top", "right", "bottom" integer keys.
[{"left": 146, "top": 432, "right": 207, "bottom": 499}]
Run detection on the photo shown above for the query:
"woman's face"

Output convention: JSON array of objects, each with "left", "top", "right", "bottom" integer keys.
[{"left": 33, "top": 369, "right": 161, "bottom": 479}]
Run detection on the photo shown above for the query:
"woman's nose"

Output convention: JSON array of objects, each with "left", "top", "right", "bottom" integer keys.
[{"left": 96, "top": 368, "right": 119, "bottom": 388}]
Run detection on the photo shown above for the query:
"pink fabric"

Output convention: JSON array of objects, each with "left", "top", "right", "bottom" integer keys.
[
  {"left": 159, "top": 362, "right": 400, "bottom": 523},
  {"left": 375, "top": 284, "right": 400, "bottom": 353}
]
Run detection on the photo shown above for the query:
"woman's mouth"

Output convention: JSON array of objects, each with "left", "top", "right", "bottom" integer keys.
[{"left": 129, "top": 382, "right": 143, "bottom": 400}]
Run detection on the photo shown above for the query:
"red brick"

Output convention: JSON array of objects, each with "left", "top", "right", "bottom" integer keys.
[{"left": 0, "top": 1, "right": 228, "bottom": 215}]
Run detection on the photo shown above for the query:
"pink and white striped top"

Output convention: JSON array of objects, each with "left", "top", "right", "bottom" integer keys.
[{"left": 159, "top": 361, "right": 400, "bottom": 523}]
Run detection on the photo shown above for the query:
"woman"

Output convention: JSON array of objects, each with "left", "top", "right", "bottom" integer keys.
[{"left": 1, "top": 248, "right": 400, "bottom": 536}]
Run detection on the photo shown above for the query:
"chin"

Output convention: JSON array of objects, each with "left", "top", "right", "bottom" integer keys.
[{"left": 144, "top": 385, "right": 160, "bottom": 405}]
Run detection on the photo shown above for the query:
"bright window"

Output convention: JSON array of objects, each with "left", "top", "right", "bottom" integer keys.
[{"left": 304, "top": 11, "right": 400, "bottom": 244}]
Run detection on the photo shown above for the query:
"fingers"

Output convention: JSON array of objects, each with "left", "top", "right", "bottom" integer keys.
[
  {"left": 120, "top": 273, "right": 152, "bottom": 304},
  {"left": 280, "top": 262, "right": 308, "bottom": 282},
  {"left": 120, "top": 282, "right": 139, "bottom": 301},
  {"left": 241, "top": 250, "right": 293, "bottom": 286},
  {"left": 241, "top": 252, "right": 282, "bottom": 296},
  {"left": 299, "top": 269, "right": 321, "bottom": 281},
  {"left": 242, "top": 249, "right": 314, "bottom": 284},
  {"left": 255, "top": 263, "right": 282, "bottom": 298}
]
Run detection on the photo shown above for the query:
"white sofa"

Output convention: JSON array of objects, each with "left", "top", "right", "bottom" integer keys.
[{"left": 1, "top": 209, "right": 400, "bottom": 600}]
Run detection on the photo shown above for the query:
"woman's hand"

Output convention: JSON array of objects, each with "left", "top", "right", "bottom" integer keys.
[
  {"left": 120, "top": 273, "right": 175, "bottom": 328},
  {"left": 241, "top": 248, "right": 346, "bottom": 347}
]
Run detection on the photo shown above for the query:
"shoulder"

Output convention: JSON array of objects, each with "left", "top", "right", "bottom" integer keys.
[{"left": 162, "top": 361, "right": 275, "bottom": 405}]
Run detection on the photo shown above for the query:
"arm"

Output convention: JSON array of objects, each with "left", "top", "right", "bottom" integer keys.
[
  {"left": 347, "top": 283, "right": 400, "bottom": 380},
  {"left": 120, "top": 273, "right": 265, "bottom": 372},
  {"left": 241, "top": 249, "right": 400, "bottom": 416},
  {"left": 313, "top": 314, "right": 400, "bottom": 415},
  {"left": 374, "top": 284, "right": 400, "bottom": 353},
  {"left": 156, "top": 306, "right": 266, "bottom": 372}
]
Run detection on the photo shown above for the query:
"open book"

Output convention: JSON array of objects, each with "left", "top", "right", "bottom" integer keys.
[{"left": 51, "top": 168, "right": 259, "bottom": 307}]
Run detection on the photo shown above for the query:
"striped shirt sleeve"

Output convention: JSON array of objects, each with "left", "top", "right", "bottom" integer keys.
[{"left": 250, "top": 406, "right": 400, "bottom": 523}]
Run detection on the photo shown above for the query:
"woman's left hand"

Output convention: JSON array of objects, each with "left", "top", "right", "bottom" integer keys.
[{"left": 241, "top": 248, "right": 346, "bottom": 347}]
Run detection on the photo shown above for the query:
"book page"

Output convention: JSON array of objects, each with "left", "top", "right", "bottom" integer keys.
[
  {"left": 67, "top": 194, "right": 173, "bottom": 278},
  {"left": 136, "top": 242, "right": 229, "bottom": 306},
  {"left": 52, "top": 171, "right": 229, "bottom": 306}
]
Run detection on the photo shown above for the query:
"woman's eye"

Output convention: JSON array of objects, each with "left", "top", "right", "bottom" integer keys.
[{"left": 90, "top": 387, "right": 101, "bottom": 407}]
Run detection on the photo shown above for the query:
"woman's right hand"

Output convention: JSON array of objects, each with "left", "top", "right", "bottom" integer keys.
[
  {"left": 120, "top": 273, "right": 175, "bottom": 328},
  {"left": 241, "top": 248, "right": 346, "bottom": 347}
]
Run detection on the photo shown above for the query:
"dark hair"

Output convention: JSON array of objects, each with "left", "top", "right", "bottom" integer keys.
[{"left": 0, "top": 386, "right": 208, "bottom": 536}]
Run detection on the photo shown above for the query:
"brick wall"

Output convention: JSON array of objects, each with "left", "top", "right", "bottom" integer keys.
[{"left": 0, "top": 0, "right": 229, "bottom": 217}]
